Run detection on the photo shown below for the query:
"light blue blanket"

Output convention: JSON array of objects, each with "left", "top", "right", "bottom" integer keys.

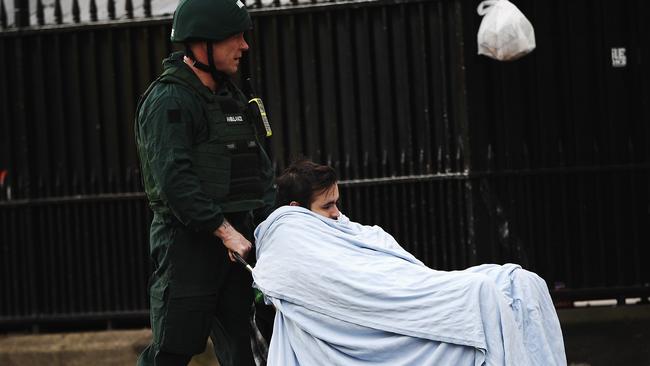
[{"left": 253, "top": 206, "right": 566, "bottom": 366}]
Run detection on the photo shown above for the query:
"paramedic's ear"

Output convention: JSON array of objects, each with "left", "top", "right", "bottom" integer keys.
[{"left": 289, "top": 201, "right": 300, "bottom": 207}]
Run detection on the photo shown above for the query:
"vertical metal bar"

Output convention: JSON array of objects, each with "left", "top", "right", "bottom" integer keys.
[
  {"left": 118, "top": 28, "right": 137, "bottom": 192},
  {"left": 99, "top": 201, "right": 111, "bottom": 311},
  {"left": 92, "top": 201, "right": 105, "bottom": 311},
  {"left": 124, "top": 199, "right": 137, "bottom": 310},
  {"left": 151, "top": 25, "right": 169, "bottom": 75},
  {"left": 0, "top": 0, "right": 7, "bottom": 29},
  {"left": 463, "top": 178, "right": 477, "bottom": 266},
  {"left": 416, "top": 182, "right": 428, "bottom": 265},
  {"left": 335, "top": 9, "right": 357, "bottom": 180},
  {"left": 89, "top": 0, "right": 97, "bottom": 21},
  {"left": 592, "top": 168, "right": 606, "bottom": 286},
  {"left": 342, "top": 186, "right": 353, "bottom": 221},
  {"left": 390, "top": 4, "right": 412, "bottom": 177},
  {"left": 111, "top": 201, "right": 124, "bottom": 311},
  {"left": 125, "top": 199, "right": 137, "bottom": 310},
  {"left": 372, "top": 6, "right": 393, "bottom": 177},
  {"left": 298, "top": 13, "right": 321, "bottom": 162},
  {"left": 143, "top": 0, "right": 150, "bottom": 17},
  {"left": 0, "top": 39, "right": 12, "bottom": 198},
  {"left": 125, "top": 0, "right": 133, "bottom": 19},
  {"left": 23, "top": 209, "right": 37, "bottom": 317},
  {"left": 627, "top": 151, "right": 641, "bottom": 285},
  {"left": 36, "top": 0, "right": 44, "bottom": 25},
  {"left": 395, "top": 183, "right": 408, "bottom": 252},
  {"left": 541, "top": 173, "right": 555, "bottom": 284},
  {"left": 13, "top": 0, "right": 29, "bottom": 27},
  {"left": 435, "top": 1, "right": 451, "bottom": 173},
  {"left": 41, "top": 205, "right": 54, "bottom": 315},
  {"left": 32, "top": 35, "right": 51, "bottom": 197},
  {"left": 72, "top": 0, "right": 80, "bottom": 23},
  {"left": 409, "top": 2, "right": 431, "bottom": 176},
  {"left": 0, "top": 208, "right": 9, "bottom": 316},
  {"left": 353, "top": 7, "right": 376, "bottom": 178},
  {"left": 371, "top": 184, "right": 381, "bottom": 229},
  {"left": 389, "top": 183, "right": 400, "bottom": 243},
  {"left": 65, "top": 32, "right": 87, "bottom": 195},
  {"left": 65, "top": 203, "right": 77, "bottom": 313},
  {"left": 81, "top": 31, "right": 104, "bottom": 194},
  {"left": 54, "top": 0, "right": 62, "bottom": 24},
  {"left": 114, "top": 201, "right": 126, "bottom": 311},
  {"left": 98, "top": 30, "right": 119, "bottom": 192},
  {"left": 454, "top": 177, "right": 466, "bottom": 267},
  {"left": 68, "top": 202, "right": 82, "bottom": 313},
  {"left": 281, "top": 14, "right": 303, "bottom": 160},
  {"left": 407, "top": 182, "right": 421, "bottom": 259},
  {"left": 437, "top": 179, "right": 448, "bottom": 269},
  {"left": 259, "top": 16, "right": 286, "bottom": 170},
  {"left": 9, "top": 208, "right": 19, "bottom": 316},
  {"left": 15, "top": 38, "right": 31, "bottom": 200},
  {"left": 426, "top": 180, "right": 437, "bottom": 268},
  {"left": 79, "top": 201, "right": 94, "bottom": 312},
  {"left": 316, "top": 11, "right": 339, "bottom": 169},
  {"left": 107, "top": 0, "right": 115, "bottom": 20},
  {"left": 52, "top": 203, "right": 64, "bottom": 313},
  {"left": 134, "top": 199, "right": 148, "bottom": 310}
]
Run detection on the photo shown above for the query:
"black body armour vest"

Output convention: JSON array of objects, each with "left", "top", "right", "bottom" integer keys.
[{"left": 136, "top": 71, "right": 268, "bottom": 215}]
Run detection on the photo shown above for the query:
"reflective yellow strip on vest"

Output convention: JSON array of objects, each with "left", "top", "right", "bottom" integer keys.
[{"left": 249, "top": 97, "right": 272, "bottom": 137}]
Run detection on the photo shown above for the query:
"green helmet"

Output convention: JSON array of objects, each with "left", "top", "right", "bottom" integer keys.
[{"left": 170, "top": 0, "right": 252, "bottom": 43}]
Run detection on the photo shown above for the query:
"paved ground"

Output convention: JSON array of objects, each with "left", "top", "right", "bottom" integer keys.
[
  {"left": 1, "top": 304, "right": 649, "bottom": 366},
  {"left": 560, "top": 305, "right": 650, "bottom": 366}
]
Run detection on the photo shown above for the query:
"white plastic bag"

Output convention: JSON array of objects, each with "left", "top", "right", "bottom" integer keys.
[{"left": 477, "top": 0, "right": 536, "bottom": 61}]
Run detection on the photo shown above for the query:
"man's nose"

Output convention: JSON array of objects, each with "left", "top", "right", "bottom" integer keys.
[{"left": 331, "top": 207, "right": 340, "bottom": 219}]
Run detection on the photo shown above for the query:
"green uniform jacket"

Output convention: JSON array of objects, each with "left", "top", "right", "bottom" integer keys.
[{"left": 135, "top": 52, "right": 276, "bottom": 299}]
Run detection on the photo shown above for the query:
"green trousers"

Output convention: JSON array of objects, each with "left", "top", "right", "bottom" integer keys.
[
  {"left": 137, "top": 262, "right": 255, "bottom": 366},
  {"left": 137, "top": 213, "right": 256, "bottom": 366}
]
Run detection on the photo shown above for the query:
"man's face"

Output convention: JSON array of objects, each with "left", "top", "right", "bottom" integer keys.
[
  {"left": 212, "top": 32, "right": 249, "bottom": 75},
  {"left": 309, "top": 184, "right": 340, "bottom": 220}
]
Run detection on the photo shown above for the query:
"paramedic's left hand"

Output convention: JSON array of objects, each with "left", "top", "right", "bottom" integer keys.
[{"left": 214, "top": 219, "right": 252, "bottom": 262}]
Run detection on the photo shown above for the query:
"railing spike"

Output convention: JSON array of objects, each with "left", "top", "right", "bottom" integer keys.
[
  {"left": 143, "top": 0, "right": 151, "bottom": 17},
  {"left": 54, "top": 0, "right": 63, "bottom": 24},
  {"left": 36, "top": 0, "right": 44, "bottom": 25},
  {"left": 14, "top": 0, "right": 30, "bottom": 27},
  {"left": 0, "top": 0, "right": 7, "bottom": 29},
  {"left": 125, "top": 0, "right": 133, "bottom": 19},
  {"left": 89, "top": 0, "right": 97, "bottom": 21},
  {"left": 107, "top": 0, "right": 115, "bottom": 20},
  {"left": 72, "top": 0, "right": 80, "bottom": 23}
]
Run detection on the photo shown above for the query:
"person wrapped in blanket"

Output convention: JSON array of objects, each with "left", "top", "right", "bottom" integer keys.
[{"left": 251, "top": 158, "right": 567, "bottom": 366}]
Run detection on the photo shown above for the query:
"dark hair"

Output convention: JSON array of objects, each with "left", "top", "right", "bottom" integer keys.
[{"left": 276, "top": 158, "right": 338, "bottom": 208}]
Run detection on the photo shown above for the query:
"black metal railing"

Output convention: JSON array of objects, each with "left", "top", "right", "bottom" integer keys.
[{"left": 1, "top": 0, "right": 649, "bottom": 330}]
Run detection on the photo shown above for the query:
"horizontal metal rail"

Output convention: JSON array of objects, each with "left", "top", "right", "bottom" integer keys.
[{"left": 2, "top": 163, "right": 647, "bottom": 205}]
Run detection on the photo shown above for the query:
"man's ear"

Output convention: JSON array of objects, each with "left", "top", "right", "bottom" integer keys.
[{"left": 289, "top": 201, "right": 300, "bottom": 207}]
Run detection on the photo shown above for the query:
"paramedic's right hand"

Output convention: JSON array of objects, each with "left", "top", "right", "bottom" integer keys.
[{"left": 214, "top": 219, "right": 252, "bottom": 262}]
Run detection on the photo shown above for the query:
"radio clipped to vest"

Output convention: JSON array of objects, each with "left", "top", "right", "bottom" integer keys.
[{"left": 244, "top": 78, "right": 272, "bottom": 138}]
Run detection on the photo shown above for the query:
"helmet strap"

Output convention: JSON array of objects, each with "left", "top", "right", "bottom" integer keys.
[
  {"left": 205, "top": 41, "right": 228, "bottom": 86},
  {"left": 184, "top": 42, "right": 228, "bottom": 88}
]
